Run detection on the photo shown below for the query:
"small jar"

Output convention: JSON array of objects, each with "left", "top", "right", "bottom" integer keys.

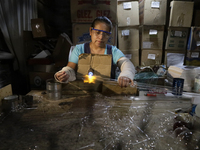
[{"left": 194, "top": 73, "right": 200, "bottom": 93}]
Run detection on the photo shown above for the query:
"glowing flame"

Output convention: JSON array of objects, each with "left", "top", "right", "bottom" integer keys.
[{"left": 84, "top": 74, "right": 96, "bottom": 83}]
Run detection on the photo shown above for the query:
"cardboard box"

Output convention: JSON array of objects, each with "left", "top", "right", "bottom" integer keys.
[
  {"left": 52, "top": 33, "right": 72, "bottom": 67},
  {"left": 118, "top": 27, "right": 139, "bottom": 50},
  {"left": 165, "top": 27, "right": 189, "bottom": 50},
  {"left": 117, "top": 1, "right": 139, "bottom": 27},
  {"left": 141, "top": 25, "right": 164, "bottom": 50},
  {"left": 169, "top": 1, "right": 194, "bottom": 27},
  {"left": 27, "top": 33, "right": 72, "bottom": 67},
  {"left": 72, "top": 23, "right": 117, "bottom": 46},
  {"left": 121, "top": 49, "right": 140, "bottom": 67},
  {"left": 185, "top": 51, "right": 200, "bottom": 66},
  {"left": 187, "top": 27, "right": 200, "bottom": 51},
  {"left": 29, "top": 72, "right": 55, "bottom": 90},
  {"left": 0, "top": 84, "right": 12, "bottom": 107},
  {"left": 77, "top": 53, "right": 112, "bottom": 79},
  {"left": 27, "top": 58, "right": 54, "bottom": 65},
  {"left": 70, "top": 0, "right": 117, "bottom": 23},
  {"left": 31, "top": 18, "right": 47, "bottom": 38},
  {"left": 139, "top": 0, "right": 167, "bottom": 25},
  {"left": 141, "top": 49, "right": 162, "bottom": 66},
  {"left": 29, "top": 64, "right": 58, "bottom": 73},
  {"left": 164, "top": 50, "right": 185, "bottom": 67}
]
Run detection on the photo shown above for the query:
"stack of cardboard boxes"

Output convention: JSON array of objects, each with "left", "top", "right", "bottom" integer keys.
[
  {"left": 165, "top": 1, "right": 194, "bottom": 67},
  {"left": 117, "top": 1, "right": 140, "bottom": 66},
  {"left": 139, "top": 0, "right": 167, "bottom": 66},
  {"left": 69, "top": 0, "right": 200, "bottom": 69},
  {"left": 186, "top": 27, "right": 200, "bottom": 66},
  {"left": 185, "top": 0, "right": 200, "bottom": 66},
  {"left": 70, "top": 0, "right": 117, "bottom": 46}
]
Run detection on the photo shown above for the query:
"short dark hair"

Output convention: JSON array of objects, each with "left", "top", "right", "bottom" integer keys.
[{"left": 91, "top": 16, "right": 112, "bottom": 32}]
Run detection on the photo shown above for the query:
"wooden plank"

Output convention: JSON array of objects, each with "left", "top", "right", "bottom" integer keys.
[
  {"left": 62, "top": 80, "right": 103, "bottom": 94},
  {"left": 102, "top": 81, "right": 139, "bottom": 96},
  {"left": 62, "top": 80, "right": 139, "bottom": 96}
]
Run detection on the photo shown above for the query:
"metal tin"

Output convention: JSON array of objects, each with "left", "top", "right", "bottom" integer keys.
[
  {"left": 46, "top": 79, "right": 62, "bottom": 100},
  {"left": 172, "top": 78, "right": 184, "bottom": 96},
  {"left": 2, "top": 95, "right": 19, "bottom": 113}
]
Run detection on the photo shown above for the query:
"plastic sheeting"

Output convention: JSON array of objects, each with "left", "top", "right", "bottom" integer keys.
[{"left": 0, "top": 91, "right": 200, "bottom": 150}]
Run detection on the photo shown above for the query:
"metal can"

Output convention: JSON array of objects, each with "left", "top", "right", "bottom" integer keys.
[
  {"left": 46, "top": 79, "right": 62, "bottom": 100},
  {"left": 2, "top": 95, "right": 19, "bottom": 114}
]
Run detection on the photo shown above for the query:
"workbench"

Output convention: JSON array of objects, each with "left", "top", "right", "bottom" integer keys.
[{"left": 0, "top": 81, "right": 200, "bottom": 150}]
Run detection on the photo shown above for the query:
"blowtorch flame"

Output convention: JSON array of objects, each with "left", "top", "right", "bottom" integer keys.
[{"left": 84, "top": 73, "right": 96, "bottom": 83}]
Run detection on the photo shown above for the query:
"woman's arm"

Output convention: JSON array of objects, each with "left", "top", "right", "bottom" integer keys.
[
  {"left": 54, "top": 62, "right": 77, "bottom": 83},
  {"left": 117, "top": 57, "right": 135, "bottom": 87}
]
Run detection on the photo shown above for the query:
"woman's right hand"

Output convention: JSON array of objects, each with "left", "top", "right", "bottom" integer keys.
[{"left": 55, "top": 71, "right": 69, "bottom": 82}]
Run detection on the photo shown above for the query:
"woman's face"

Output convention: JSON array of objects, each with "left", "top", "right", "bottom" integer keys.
[{"left": 89, "top": 22, "right": 111, "bottom": 48}]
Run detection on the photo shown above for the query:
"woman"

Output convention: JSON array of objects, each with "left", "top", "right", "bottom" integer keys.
[{"left": 55, "top": 16, "right": 135, "bottom": 87}]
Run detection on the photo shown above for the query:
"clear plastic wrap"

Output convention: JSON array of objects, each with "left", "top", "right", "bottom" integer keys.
[{"left": 0, "top": 91, "right": 200, "bottom": 149}]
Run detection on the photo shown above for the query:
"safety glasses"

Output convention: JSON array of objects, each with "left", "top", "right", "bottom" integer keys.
[{"left": 92, "top": 28, "right": 111, "bottom": 38}]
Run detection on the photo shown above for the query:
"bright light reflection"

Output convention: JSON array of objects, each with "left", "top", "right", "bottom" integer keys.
[
  {"left": 134, "top": 97, "right": 140, "bottom": 100},
  {"left": 84, "top": 74, "right": 96, "bottom": 84}
]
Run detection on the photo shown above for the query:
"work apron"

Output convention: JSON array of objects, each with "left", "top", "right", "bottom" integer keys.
[{"left": 84, "top": 42, "right": 116, "bottom": 79}]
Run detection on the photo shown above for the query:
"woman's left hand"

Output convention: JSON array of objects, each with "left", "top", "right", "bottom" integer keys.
[{"left": 118, "top": 76, "right": 134, "bottom": 87}]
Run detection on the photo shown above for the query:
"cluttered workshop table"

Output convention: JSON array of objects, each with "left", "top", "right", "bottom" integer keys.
[{"left": 0, "top": 80, "right": 200, "bottom": 150}]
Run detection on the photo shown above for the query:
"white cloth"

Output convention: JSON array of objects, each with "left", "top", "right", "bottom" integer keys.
[
  {"left": 54, "top": 66, "right": 76, "bottom": 83},
  {"left": 117, "top": 57, "right": 135, "bottom": 81}
]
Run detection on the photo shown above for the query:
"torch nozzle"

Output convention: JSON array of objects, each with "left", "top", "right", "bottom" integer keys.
[{"left": 88, "top": 68, "right": 94, "bottom": 77}]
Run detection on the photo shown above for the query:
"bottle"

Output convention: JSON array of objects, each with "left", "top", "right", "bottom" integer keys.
[{"left": 194, "top": 73, "right": 200, "bottom": 93}]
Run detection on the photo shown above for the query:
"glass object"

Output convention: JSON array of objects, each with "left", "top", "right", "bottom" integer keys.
[
  {"left": 194, "top": 73, "right": 200, "bottom": 93},
  {"left": 172, "top": 78, "right": 184, "bottom": 96}
]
